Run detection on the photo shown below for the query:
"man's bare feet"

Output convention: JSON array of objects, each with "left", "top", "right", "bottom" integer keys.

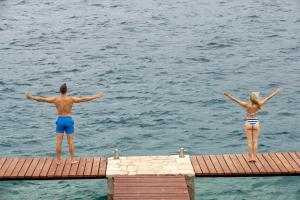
[
  {"left": 56, "top": 158, "right": 61, "bottom": 165},
  {"left": 71, "top": 159, "right": 79, "bottom": 164}
]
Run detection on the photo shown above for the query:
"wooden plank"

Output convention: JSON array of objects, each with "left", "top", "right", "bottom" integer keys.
[
  {"left": 202, "top": 155, "right": 217, "bottom": 175},
  {"left": 229, "top": 154, "right": 246, "bottom": 174},
  {"left": 83, "top": 157, "right": 94, "bottom": 177},
  {"left": 235, "top": 154, "right": 252, "bottom": 174},
  {"left": 114, "top": 181, "right": 188, "bottom": 187},
  {"left": 69, "top": 159, "right": 80, "bottom": 177},
  {"left": 275, "top": 153, "right": 295, "bottom": 173},
  {"left": 209, "top": 155, "right": 224, "bottom": 175},
  {"left": 76, "top": 158, "right": 86, "bottom": 177},
  {"left": 268, "top": 153, "right": 289, "bottom": 173},
  {"left": 196, "top": 156, "right": 210, "bottom": 175},
  {"left": 17, "top": 158, "right": 33, "bottom": 177},
  {"left": 24, "top": 158, "right": 40, "bottom": 177},
  {"left": 98, "top": 157, "right": 107, "bottom": 176},
  {"left": 296, "top": 152, "right": 300, "bottom": 159},
  {"left": 190, "top": 156, "right": 202, "bottom": 175},
  {"left": 62, "top": 158, "right": 73, "bottom": 178},
  {"left": 55, "top": 158, "right": 67, "bottom": 177},
  {"left": 0, "top": 158, "right": 6, "bottom": 170},
  {"left": 114, "top": 196, "right": 189, "bottom": 200},
  {"left": 91, "top": 157, "right": 101, "bottom": 177},
  {"left": 256, "top": 154, "right": 274, "bottom": 174},
  {"left": 10, "top": 158, "right": 26, "bottom": 178},
  {"left": 0, "top": 158, "right": 13, "bottom": 177},
  {"left": 242, "top": 154, "right": 260, "bottom": 175},
  {"left": 215, "top": 155, "right": 231, "bottom": 175},
  {"left": 114, "top": 195, "right": 189, "bottom": 200},
  {"left": 261, "top": 153, "right": 281, "bottom": 174},
  {"left": 32, "top": 158, "right": 47, "bottom": 178},
  {"left": 47, "top": 158, "right": 59, "bottom": 177},
  {"left": 281, "top": 152, "right": 300, "bottom": 172},
  {"left": 252, "top": 155, "right": 267, "bottom": 174},
  {"left": 114, "top": 187, "right": 188, "bottom": 193},
  {"left": 40, "top": 158, "right": 53, "bottom": 177},
  {"left": 115, "top": 176, "right": 190, "bottom": 182},
  {"left": 3, "top": 158, "right": 19, "bottom": 177},
  {"left": 289, "top": 152, "right": 300, "bottom": 168},
  {"left": 222, "top": 154, "right": 238, "bottom": 174}
]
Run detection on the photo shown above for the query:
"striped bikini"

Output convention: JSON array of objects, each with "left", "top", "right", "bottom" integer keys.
[{"left": 246, "top": 118, "right": 258, "bottom": 126}]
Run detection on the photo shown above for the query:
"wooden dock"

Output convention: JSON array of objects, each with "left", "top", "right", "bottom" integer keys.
[
  {"left": 0, "top": 152, "right": 299, "bottom": 200},
  {"left": 190, "top": 152, "right": 300, "bottom": 177},
  {"left": 113, "top": 176, "right": 190, "bottom": 200},
  {"left": 0, "top": 157, "right": 107, "bottom": 180}
]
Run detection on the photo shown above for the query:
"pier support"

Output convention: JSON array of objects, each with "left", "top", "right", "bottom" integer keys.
[
  {"left": 185, "top": 175, "right": 195, "bottom": 200},
  {"left": 107, "top": 177, "right": 114, "bottom": 200}
]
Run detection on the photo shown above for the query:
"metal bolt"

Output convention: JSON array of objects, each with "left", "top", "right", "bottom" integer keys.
[
  {"left": 179, "top": 147, "right": 186, "bottom": 158},
  {"left": 113, "top": 148, "right": 120, "bottom": 159}
]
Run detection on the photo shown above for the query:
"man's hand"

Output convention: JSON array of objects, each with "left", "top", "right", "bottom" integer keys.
[
  {"left": 25, "top": 92, "right": 33, "bottom": 99},
  {"left": 96, "top": 92, "right": 105, "bottom": 98}
]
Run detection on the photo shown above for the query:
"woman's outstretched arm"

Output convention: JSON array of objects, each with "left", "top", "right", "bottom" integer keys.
[
  {"left": 224, "top": 92, "right": 247, "bottom": 107},
  {"left": 260, "top": 88, "right": 283, "bottom": 106}
]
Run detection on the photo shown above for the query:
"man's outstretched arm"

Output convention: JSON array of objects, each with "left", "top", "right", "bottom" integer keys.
[
  {"left": 71, "top": 92, "right": 105, "bottom": 103},
  {"left": 25, "top": 92, "right": 56, "bottom": 103}
]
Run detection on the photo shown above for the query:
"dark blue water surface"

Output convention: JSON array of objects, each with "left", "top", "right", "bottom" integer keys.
[{"left": 0, "top": 0, "right": 300, "bottom": 199}]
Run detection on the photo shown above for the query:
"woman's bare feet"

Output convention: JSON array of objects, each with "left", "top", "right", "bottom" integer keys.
[
  {"left": 251, "top": 157, "right": 257, "bottom": 162},
  {"left": 248, "top": 156, "right": 257, "bottom": 162},
  {"left": 247, "top": 154, "right": 253, "bottom": 162},
  {"left": 247, "top": 154, "right": 257, "bottom": 162}
]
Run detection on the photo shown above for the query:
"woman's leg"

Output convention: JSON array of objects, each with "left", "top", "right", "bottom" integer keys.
[
  {"left": 252, "top": 123, "right": 260, "bottom": 161},
  {"left": 244, "top": 124, "right": 253, "bottom": 161}
]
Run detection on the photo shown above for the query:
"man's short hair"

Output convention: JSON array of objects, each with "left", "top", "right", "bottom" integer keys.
[{"left": 60, "top": 83, "right": 67, "bottom": 94}]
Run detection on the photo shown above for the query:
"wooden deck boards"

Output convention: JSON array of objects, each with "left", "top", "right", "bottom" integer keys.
[
  {"left": 191, "top": 152, "right": 300, "bottom": 177},
  {"left": 113, "top": 176, "right": 190, "bottom": 200},
  {"left": 0, "top": 157, "right": 107, "bottom": 180}
]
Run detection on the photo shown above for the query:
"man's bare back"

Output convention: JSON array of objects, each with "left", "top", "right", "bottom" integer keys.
[{"left": 54, "top": 96, "right": 74, "bottom": 116}]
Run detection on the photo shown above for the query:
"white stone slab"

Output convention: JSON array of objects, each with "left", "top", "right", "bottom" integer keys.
[{"left": 106, "top": 155, "right": 195, "bottom": 176}]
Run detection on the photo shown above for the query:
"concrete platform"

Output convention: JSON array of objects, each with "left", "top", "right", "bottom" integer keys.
[{"left": 106, "top": 155, "right": 195, "bottom": 176}]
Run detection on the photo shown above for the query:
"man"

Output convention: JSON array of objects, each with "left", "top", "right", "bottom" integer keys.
[{"left": 25, "top": 83, "right": 105, "bottom": 164}]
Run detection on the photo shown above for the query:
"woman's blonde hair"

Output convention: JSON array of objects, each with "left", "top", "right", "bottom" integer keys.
[{"left": 250, "top": 92, "right": 261, "bottom": 109}]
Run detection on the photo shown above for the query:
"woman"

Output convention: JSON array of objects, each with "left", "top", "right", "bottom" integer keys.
[{"left": 224, "top": 88, "right": 283, "bottom": 162}]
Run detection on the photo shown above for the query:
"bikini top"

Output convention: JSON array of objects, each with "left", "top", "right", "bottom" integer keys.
[{"left": 247, "top": 111, "right": 258, "bottom": 116}]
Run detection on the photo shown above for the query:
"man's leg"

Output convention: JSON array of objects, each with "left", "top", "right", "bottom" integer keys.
[
  {"left": 67, "top": 134, "right": 78, "bottom": 164},
  {"left": 56, "top": 133, "right": 64, "bottom": 164}
]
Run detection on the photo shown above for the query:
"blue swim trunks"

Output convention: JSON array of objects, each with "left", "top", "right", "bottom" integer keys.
[{"left": 56, "top": 116, "right": 74, "bottom": 134}]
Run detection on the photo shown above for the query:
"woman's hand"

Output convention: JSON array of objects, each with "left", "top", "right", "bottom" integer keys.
[
  {"left": 224, "top": 91, "right": 230, "bottom": 97},
  {"left": 276, "top": 88, "right": 283, "bottom": 93}
]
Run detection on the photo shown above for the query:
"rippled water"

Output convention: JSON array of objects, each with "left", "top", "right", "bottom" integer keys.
[{"left": 0, "top": 0, "right": 300, "bottom": 199}]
